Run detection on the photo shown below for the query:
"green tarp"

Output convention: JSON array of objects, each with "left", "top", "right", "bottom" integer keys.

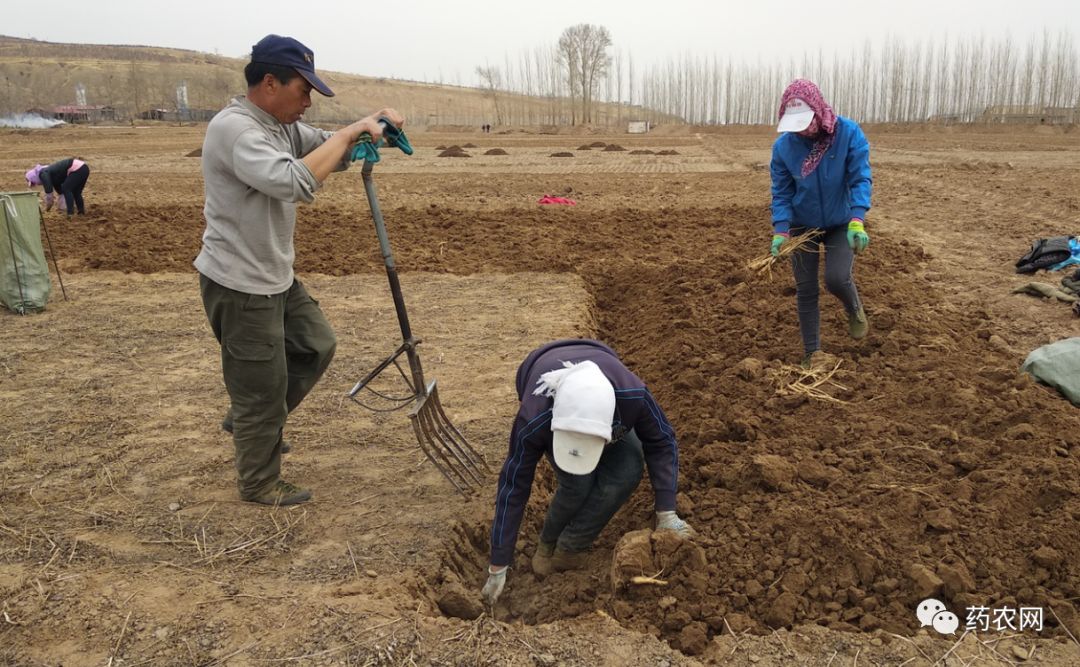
[
  {"left": 1022, "top": 337, "right": 1080, "bottom": 406},
  {"left": 0, "top": 191, "right": 51, "bottom": 314}
]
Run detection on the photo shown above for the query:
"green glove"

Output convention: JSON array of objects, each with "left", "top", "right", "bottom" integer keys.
[
  {"left": 350, "top": 140, "right": 382, "bottom": 163},
  {"left": 847, "top": 219, "right": 869, "bottom": 253},
  {"left": 770, "top": 234, "right": 787, "bottom": 257},
  {"left": 349, "top": 118, "right": 414, "bottom": 164}
]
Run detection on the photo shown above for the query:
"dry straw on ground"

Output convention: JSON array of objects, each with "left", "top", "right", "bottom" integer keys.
[{"left": 769, "top": 359, "right": 849, "bottom": 404}]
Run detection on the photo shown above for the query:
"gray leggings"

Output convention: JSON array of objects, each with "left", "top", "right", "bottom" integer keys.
[{"left": 790, "top": 226, "right": 862, "bottom": 354}]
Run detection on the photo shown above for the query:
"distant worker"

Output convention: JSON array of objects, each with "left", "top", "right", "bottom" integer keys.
[
  {"left": 194, "top": 33, "right": 405, "bottom": 506},
  {"left": 481, "top": 339, "right": 694, "bottom": 606},
  {"left": 769, "top": 79, "right": 872, "bottom": 368},
  {"left": 25, "top": 158, "right": 91, "bottom": 216}
]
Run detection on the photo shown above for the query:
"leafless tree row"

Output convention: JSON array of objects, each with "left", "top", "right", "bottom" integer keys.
[
  {"left": 5, "top": 30, "right": 1076, "bottom": 127},
  {"left": 480, "top": 29, "right": 1080, "bottom": 125}
]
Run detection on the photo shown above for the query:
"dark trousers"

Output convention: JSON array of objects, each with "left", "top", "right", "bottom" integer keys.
[
  {"left": 540, "top": 429, "right": 645, "bottom": 553},
  {"left": 61, "top": 164, "right": 90, "bottom": 215},
  {"left": 199, "top": 274, "right": 337, "bottom": 498},
  {"left": 791, "top": 226, "right": 862, "bottom": 354}
]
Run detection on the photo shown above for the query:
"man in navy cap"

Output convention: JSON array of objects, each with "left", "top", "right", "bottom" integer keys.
[{"left": 194, "top": 34, "right": 405, "bottom": 506}]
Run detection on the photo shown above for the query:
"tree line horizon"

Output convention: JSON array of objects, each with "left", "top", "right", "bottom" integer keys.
[
  {"left": 2, "top": 28, "right": 1078, "bottom": 127},
  {"left": 473, "top": 25, "right": 1080, "bottom": 126}
]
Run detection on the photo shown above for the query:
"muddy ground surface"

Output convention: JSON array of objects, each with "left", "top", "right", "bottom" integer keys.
[{"left": 2, "top": 124, "right": 1080, "bottom": 665}]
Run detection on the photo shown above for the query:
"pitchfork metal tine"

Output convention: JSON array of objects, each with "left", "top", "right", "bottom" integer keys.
[
  {"left": 426, "top": 413, "right": 483, "bottom": 487},
  {"left": 350, "top": 158, "right": 488, "bottom": 495},
  {"left": 410, "top": 429, "right": 466, "bottom": 489},
  {"left": 433, "top": 385, "right": 492, "bottom": 474},
  {"left": 423, "top": 392, "right": 484, "bottom": 487},
  {"left": 410, "top": 414, "right": 470, "bottom": 494},
  {"left": 411, "top": 396, "right": 477, "bottom": 491}
]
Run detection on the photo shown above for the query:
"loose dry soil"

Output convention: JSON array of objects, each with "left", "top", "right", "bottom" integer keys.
[{"left": 1, "top": 123, "right": 1079, "bottom": 665}]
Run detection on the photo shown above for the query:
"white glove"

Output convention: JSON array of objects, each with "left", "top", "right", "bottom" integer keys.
[
  {"left": 481, "top": 565, "right": 507, "bottom": 606},
  {"left": 656, "top": 510, "right": 696, "bottom": 537},
  {"left": 44, "top": 192, "right": 55, "bottom": 211}
]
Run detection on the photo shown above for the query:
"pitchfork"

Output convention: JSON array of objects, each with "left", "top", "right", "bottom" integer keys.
[{"left": 346, "top": 125, "right": 490, "bottom": 495}]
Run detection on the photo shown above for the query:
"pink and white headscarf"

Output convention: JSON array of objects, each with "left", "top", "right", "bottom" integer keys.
[
  {"left": 778, "top": 79, "right": 837, "bottom": 178},
  {"left": 25, "top": 164, "right": 45, "bottom": 187}
]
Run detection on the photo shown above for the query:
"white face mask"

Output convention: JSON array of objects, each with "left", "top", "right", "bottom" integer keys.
[{"left": 798, "top": 116, "right": 820, "bottom": 137}]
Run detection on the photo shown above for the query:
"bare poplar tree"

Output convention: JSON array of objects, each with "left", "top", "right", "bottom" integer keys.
[
  {"left": 556, "top": 33, "right": 579, "bottom": 124},
  {"left": 475, "top": 64, "right": 504, "bottom": 125},
  {"left": 557, "top": 24, "right": 612, "bottom": 124}
]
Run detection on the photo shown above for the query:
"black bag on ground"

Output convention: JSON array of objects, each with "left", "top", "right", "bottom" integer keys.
[{"left": 1016, "top": 236, "right": 1074, "bottom": 274}]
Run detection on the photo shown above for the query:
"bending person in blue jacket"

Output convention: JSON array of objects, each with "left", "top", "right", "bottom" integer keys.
[
  {"left": 769, "top": 79, "right": 872, "bottom": 368},
  {"left": 481, "top": 339, "right": 694, "bottom": 606}
]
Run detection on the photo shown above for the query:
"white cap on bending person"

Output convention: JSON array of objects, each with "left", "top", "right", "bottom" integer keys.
[{"left": 533, "top": 360, "right": 615, "bottom": 476}]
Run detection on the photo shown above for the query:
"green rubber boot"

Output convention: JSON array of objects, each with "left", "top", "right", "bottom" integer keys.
[{"left": 848, "top": 307, "right": 869, "bottom": 340}]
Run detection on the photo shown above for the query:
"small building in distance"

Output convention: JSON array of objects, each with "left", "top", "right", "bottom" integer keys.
[
  {"left": 28, "top": 105, "right": 117, "bottom": 123},
  {"left": 140, "top": 108, "right": 218, "bottom": 122}
]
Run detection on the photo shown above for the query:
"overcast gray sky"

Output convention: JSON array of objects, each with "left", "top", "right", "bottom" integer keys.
[{"left": 4, "top": 0, "right": 1079, "bottom": 84}]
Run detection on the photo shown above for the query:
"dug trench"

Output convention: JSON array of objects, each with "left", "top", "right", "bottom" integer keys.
[{"left": 51, "top": 201, "right": 1080, "bottom": 656}]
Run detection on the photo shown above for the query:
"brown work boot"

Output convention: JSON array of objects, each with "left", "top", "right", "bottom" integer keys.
[
  {"left": 848, "top": 307, "right": 869, "bottom": 340},
  {"left": 800, "top": 350, "right": 838, "bottom": 371},
  {"left": 222, "top": 413, "right": 291, "bottom": 454},
  {"left": 247, "top": 480, "right": 311, "bottom": 506},
  {"left": 550, "top": 547, "right": 589, "bottom": 572},
  {"left": 531, "top": 541, "right": 556, "bottom": 578}
]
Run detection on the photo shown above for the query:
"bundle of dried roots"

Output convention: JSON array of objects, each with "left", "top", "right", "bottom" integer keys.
[
  {"left": 747, "top": 230, "right": 824, "bottom": 278},
  {"left": 769, "top": 358, "right": 849, "bottom": 404}
]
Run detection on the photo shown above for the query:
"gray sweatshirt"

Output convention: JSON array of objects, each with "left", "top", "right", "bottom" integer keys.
[{"left": 194, "top": 96, "right": 347, "bottom": 295}]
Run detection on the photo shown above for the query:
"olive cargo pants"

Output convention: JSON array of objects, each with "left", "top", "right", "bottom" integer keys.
[{"left": 200, "top": 274, "right": 337, "bottom": 499}]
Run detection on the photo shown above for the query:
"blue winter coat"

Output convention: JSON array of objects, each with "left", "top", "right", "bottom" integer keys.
[{"left": 770, "top": 116, "right": 872, "bottom": 235}]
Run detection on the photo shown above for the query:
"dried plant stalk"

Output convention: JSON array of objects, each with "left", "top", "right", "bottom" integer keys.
[
  {"left": 769, "top": 360, "right": 849, "bottom": 404},
  {"left": 629, "top": 568, "right": 667, "bottom": 586},
  {"left": 747, "top": 230, "right": 825, "bottom": 278}
]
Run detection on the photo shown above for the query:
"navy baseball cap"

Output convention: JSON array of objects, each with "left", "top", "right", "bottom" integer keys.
[{"left": 250, "top": 34, "right": 335, "bottom": 97}]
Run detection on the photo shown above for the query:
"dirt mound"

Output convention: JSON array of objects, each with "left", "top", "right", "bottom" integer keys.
[
  {"left": 185, "top": 147, "right": 201, "bottom": 157},
  {"left": 435, "top": 144, "right": 448, "bottom": 150},
  {"left": 656, "top": 149, "right": 680, "bottom": 155},
  {"left": 438, "top": 146, "right": 471, "bottom": 158},
  {"left": 463, "top": 142, "right": 478, "bottom": 148},
  {"left": 577, "top": 145, "right": 593, "bottom": 150},
  {"left": 34, "top": 199, "right": 1080, "bottom": 650},
  {"left": 550, "top": 152, "right": 575, "bottom": 158},
  {"left": 484, "top": 148, "right": 509, "bottom": 155},
  {"left": 589, "top": 141, "right": 607, "bottom": 148},
  {"left": 603, "top": 144, "right": 626, "bottom": 151},
  {"left": 6, "top": 124, "right": 1080, "bottom": 664},
  {"left": 609, "top": 530, "right": 712, "bottom": 655},
  {"left": 629, "top": 149, "right": 655, "bottom": 155}
]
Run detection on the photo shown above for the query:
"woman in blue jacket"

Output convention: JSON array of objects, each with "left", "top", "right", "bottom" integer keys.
[{"left": 769, "top": 79, "right": 871, "bottom": 367}]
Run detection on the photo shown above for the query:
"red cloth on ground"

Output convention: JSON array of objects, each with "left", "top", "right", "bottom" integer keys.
[{"left": 537, "top": 195, "right": 577, "bottom": 205}]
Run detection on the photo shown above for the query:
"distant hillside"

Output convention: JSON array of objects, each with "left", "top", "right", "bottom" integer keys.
[{"left": 0, "top": 35, "right": 666, "bottom": 127}]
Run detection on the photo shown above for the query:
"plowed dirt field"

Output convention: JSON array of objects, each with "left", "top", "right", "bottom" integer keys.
[{"left": 2, "top": 123, "right": 1079, "bottom": 665}]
